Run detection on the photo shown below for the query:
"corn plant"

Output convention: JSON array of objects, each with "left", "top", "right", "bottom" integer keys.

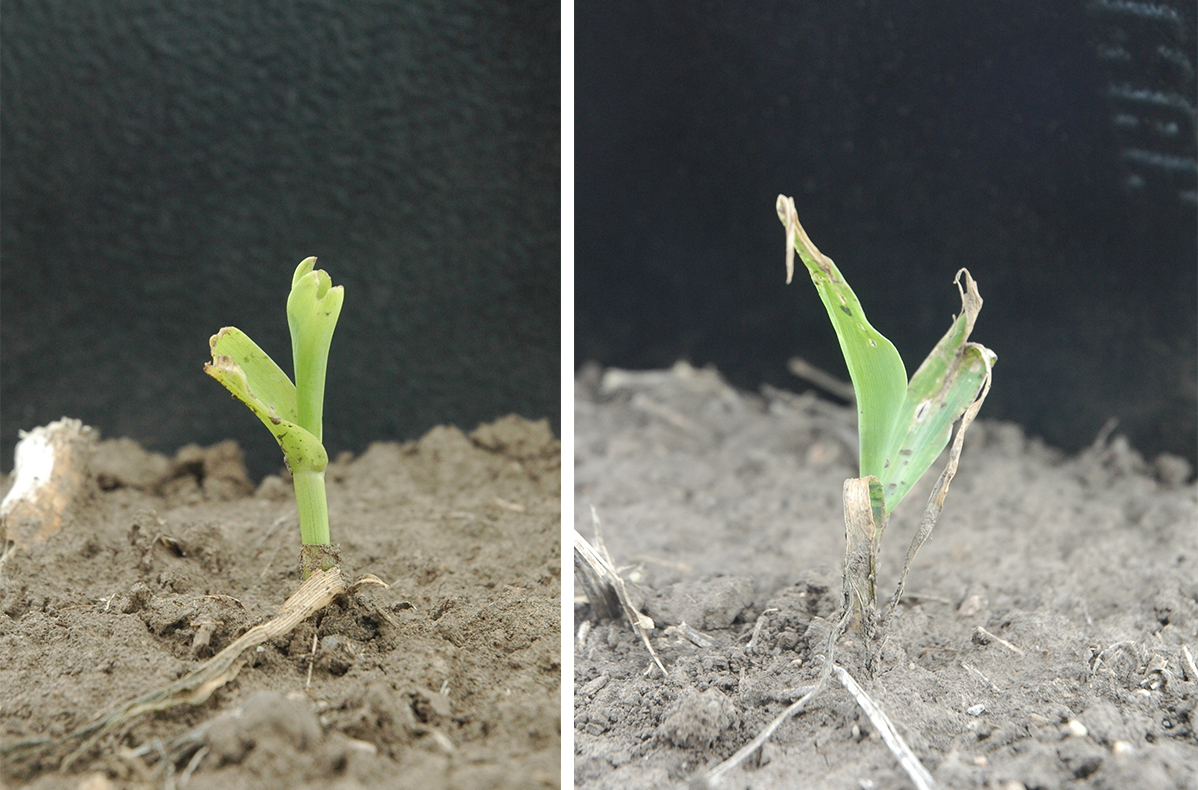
[
  {"left": 777, "top": 195, "right": 995, "bottom": 657},
  {"left": 205, "top": 257, "right": 344, "bottom": 578}
]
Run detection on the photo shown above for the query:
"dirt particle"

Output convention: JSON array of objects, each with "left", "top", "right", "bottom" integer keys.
[
  {"left": 205, "top": 691, "right": 322, "bottom": 763},
  {"left": 579, "top": 674, "right": 609, "bottom": 697},
  {"left": 168, "top": 440, "right": 254, "bottom": 502},
  {"left": 108, "top": 581, "right": 152, "bottom": 614},
  {"left": 648, "top": 577, "right": 755, "bottom": 630},
  {"left": 469, "top": 415, "right": 559, "bottom": 460},
  {"left": 255, "top": 474, "right": 292, "bottom": 501},
  {"left": 341, "top": 682, "right": 416, "bottom": 747},
  {"left": 657, "top": 687, "right": 739, "bottom": 749},
  {"left": 957, "top": 594, "right": 984, "bottom": 617},
  {"left": 1081, "top": 702, "right": 1127, "bottom": 745},
  {"left": 414, "top": 687, "right": 452, "bottom": 722},
  {"left": 1153, "top": 453, "right": 1192, "bottom": 488},
  {"left": 317, "top": 634, "right": 362, "bottom": 675},
  {"left": 92, "top": 437, "right": 172, "bottom": 491}
]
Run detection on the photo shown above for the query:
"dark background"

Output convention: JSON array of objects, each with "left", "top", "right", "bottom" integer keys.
[
  {"left": 2, "top": 0, "right": 559, "bottom": 479},
  {"left": 577, "top": 0, "right": 1197, "bottom": 469}
]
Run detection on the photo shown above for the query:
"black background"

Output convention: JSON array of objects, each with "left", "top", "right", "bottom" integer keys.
[
  {"left": 577, "top": 0, "right": 1196, "bottom": 469},
  {"left": 2, "top": 0, "right": 560, "bottom": 479}
]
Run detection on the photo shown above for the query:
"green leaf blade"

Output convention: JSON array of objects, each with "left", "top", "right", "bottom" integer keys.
[
  {"left": 777, "top": 196, "right": 907, "bottom": 480},
  {"left": 880, "top": 343, "right": 995, "bottom": 512},
  {"left": 878, "top": 270, "right": 997, "bottom": 514},
  {"left": 208, "top": 327, "right": 298, "bottom": 424},
  {"left": 204, "top": 353, "right": 329, "bottom": 473}
]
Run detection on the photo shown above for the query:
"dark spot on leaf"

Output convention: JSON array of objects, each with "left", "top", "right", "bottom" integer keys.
[
  {"left": 839, "top": 305, "right": 852, "bottom": 316},
  {"left": 899, "top": 449, "right": 913, "bottom": 456}
]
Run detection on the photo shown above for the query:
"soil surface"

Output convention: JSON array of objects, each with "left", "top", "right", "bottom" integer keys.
[
  {"left": 573, "top": 362, "right": 1197, "bottom": 790},
  {"left": 2, "top": 415, "right": 560, "bottom": 790}
]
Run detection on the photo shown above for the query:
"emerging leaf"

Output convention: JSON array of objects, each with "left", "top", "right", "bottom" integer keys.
[{"left": 287, "top": 257, "right": 344, "bottom": 443}]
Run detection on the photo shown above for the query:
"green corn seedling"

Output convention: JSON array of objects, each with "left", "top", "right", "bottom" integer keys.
[
  {"left": 205, "top": 257, "right": 344, "bottom": 579},
  {"left": 777, "top": 195, "right": 995, "bottom": 655}
]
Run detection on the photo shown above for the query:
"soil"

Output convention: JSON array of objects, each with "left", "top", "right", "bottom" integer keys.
[
  {"left": 1, "top": 415, "right": 561, "bottom": 790},
  {"left": 573, "top": 362, "right": 1198, "bottom": 790}
]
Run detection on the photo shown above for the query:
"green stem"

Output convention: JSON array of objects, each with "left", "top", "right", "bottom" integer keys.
[{"left": 293, "top": 468, "right": 330, "bottom": 546}]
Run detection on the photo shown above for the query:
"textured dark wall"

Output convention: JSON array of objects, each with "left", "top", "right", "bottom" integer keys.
[
  {"left": 577, "top": 0, "right": 1196, "bottom": 468},
  {"left": 2, "top": 1, "right": 559, "bottom": 478}
]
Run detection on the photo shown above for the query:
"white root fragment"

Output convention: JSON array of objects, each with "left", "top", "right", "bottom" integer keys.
[
  {"left": 746, "top": 609, "right": 776, "bottom": 652},
  {"left": 962, "top": 661, "right": 1001, "bottom": 694},
  {"left": 834, "top": 665, "right": 940, "bottom": 790},
  {"left": 576, "top": 619, "right": 593, "bottom": 652}
]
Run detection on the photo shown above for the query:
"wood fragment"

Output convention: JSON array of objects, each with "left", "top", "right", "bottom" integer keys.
[
  {"left": 787, "top": 356, "right": 857, "bottom": 403},
  {"left": 574, "top": 508, "right": 666, "bottom": 676},
  {"left": 0, "top": 419, "right": 96, "bottom": 556}
]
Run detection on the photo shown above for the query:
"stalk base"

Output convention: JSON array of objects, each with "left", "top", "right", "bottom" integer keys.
[{"left": 300, "top": 543, "right": 341, "bottom": 579}]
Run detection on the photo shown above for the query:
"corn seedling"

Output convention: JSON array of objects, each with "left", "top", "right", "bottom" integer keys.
[
  {"left": 702, "top": 200, "right": 997, "bottom": 787},
  {"left": 776, "top": 195, "right": 996, "bottom": 661},
  {"left": 205, "top": 257, "right": 344, "bottom": 578}
]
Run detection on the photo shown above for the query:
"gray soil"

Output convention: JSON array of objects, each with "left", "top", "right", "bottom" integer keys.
[
  {"left": 2, "top": 415, "right": 560, "bottom": 790},
  {"left": 573, "top": 362, "right": 1197, "bottom": 790}
]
